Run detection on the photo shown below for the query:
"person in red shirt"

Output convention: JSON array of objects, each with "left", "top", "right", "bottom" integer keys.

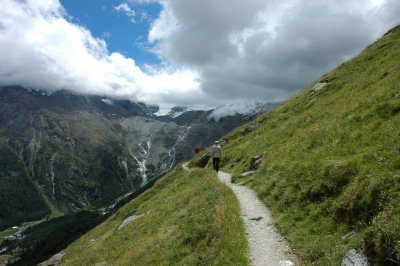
[{"left": 195, "top": 145, "right": 201, "bottom": 153}]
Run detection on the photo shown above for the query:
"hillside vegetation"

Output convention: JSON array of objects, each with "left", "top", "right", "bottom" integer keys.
[
  {"left": 0, "top": 145, "right": 50, "bottom": 230},
  {"left": 218, "top": 25, "right": 400, "bottom": 265},
  {"left": 57, "top": 167, "right": 248, "bottom": 265},
  {"left": 37, "top": 26, "right": 400, "bottom": 265}
]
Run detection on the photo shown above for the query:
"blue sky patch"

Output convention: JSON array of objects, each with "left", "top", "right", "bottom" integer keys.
[{"left": 60, "top": 0, "right": 162, "bottom": 67}]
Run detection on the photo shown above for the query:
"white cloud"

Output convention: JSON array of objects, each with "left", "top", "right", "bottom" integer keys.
[
  {"left": 114, "top": 3, "right": 136, "bottom": 22},
  {"left": 146, "top": 0, "right": 400, "bottom": 102},
  {"left": 0, "top": 0, "right": 202, "bottom": 107},
  {"left": 1, "top": 0, "right": 400, "bottom": 110}
]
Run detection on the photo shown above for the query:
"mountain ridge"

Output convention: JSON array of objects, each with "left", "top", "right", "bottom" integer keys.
[{"left": 0, "top": 85, "right": 275, "bottom": 231}]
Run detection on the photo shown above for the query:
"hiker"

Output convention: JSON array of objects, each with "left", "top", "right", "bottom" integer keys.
[
  {"left": 210, "top": 141, "right": 222, "bottom": 172},
  {"left": 195, "top": 145, "right": 201, "bottom": 154},
  {"left": 204, "top": 145, "right": 208, "bottom": 151}
]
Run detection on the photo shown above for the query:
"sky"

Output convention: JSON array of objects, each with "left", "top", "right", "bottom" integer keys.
[{"left": 0, "top": 0, "right": 400, "bottom": 110}]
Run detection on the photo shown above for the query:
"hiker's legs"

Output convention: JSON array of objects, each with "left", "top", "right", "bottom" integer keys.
[{"left": 213, "top": 158, "right": 220, "bottom": 172}]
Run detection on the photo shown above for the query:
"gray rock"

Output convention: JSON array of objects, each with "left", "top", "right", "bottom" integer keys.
[
  {"left": 310, "top": 82, "right": 327, "bottom": 94},
  {"left": 241, "top": 171, "right": 256, "bottom": 176},
  {"left": 342, "top": 249, "right": 369, "bottom": 266},
  {"left": 87, "top": 239, "right": 96, "bottom": 246},
  {"left": 243, "top": 122, "right": 259, "bottom": 136},
  {"left": 250, "top": 153, "right": 264, "bottom": 169},
  {"left": 250, "top": 216, "right": 263, "bottom": 221},
  {"left": 196, "top": 152, "right": 211, "bottom": 168}
]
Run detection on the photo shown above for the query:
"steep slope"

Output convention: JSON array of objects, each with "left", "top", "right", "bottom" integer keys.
[
  {"left": 55, "top": 166, "right": 248, "bottom": 265},
  {"left": 218, "top": 25, "right": 400, "bottom": 265},
  {"left": 26, "top": 24, "right": 400, "bottom": 266},
  {"left": 0, "top": 145, "right": 50, "bottom": 229},
  {"left": 0, "top": 87, "right": 143, "bottom": 219}
]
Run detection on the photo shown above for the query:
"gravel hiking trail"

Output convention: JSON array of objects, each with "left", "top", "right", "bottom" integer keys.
[{"left": 182, "top": 162, "right": 298, "bottom": 266}]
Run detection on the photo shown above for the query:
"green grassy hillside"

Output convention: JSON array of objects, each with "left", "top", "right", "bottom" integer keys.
[
  {"left": 57, "top": 166, "right": 248, "bottom": 265},
  {"left": 218, "top": 26, "right": 400, "bottom": 265},
  {"left": 43, "top": 26, "right": 400, "bottom": 265}
]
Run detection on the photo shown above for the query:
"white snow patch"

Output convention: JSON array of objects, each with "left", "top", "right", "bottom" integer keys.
[
  {"left": 153, "top": 106, "right": 173, "bottom": 116},
  {"left": 100, "top": 98, "right": 113, "bottom": 105}
]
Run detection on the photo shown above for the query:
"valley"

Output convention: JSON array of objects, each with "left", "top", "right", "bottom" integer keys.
[{"left": 0, "top": 86, "right": 274, "bottom": 232}]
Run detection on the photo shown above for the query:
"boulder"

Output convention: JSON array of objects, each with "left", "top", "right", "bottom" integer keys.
[
  {"left": 243, "top": 122, "right": 259, "bottom": 136},
  {"left": 341, "top": 249, "right": 369, "bottom": 266},
  {"left": 196, "top": 152, "right": 211, "bottom": 168},
  {"left": 250, "top": 153, "right": 264, "bottom": 169},
  {"left": 310, "top": 82, "right": 327, "bottom": 94}
]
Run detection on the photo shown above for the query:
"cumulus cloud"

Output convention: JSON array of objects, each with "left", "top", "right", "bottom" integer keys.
[
  {"left": 148, "top": 0, "right": 400, "bottom": 102},
  {"left": 1, "top": 0, "right": 400, "bottom": 109},
  {"left": 0, "top": 0, "right": 202, "bottom": 106}
]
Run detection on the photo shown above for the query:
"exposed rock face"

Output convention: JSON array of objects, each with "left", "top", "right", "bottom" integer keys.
[
  {"left": 310, "top": 82, "right": 327, "bottom": 94},
  {"left": 196, "top": 153, "right": 211, "bottom": 168},
  {"left": 250, "top": 153, "right": 264, "bottom": 169},
  {"left": 341, "top": 249, "right": 369, "bottom": 266}
]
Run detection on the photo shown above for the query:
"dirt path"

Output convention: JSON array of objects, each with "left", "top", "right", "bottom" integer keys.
[
  {"left": 182, "top": 163, "right": 298, "bottom": 265},
  {"left": 217, "top": 171, "right": 298, "bottom": 266}
]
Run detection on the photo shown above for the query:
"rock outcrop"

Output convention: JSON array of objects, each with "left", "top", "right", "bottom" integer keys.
[
  {"left": 250, "top": 153, "right": 264, "bottom": 169},
  {"left": 243, "top": 122, "right": 259, "bottom": 136},
  {"left": 341, "top": 249, "right": 369, "bottom": 266},
  {"left": 310, "top": 82, "right": 327, "bottom": 94},
  {"left": 196, "top": 152, "right": 211, "bottom": 168}
]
